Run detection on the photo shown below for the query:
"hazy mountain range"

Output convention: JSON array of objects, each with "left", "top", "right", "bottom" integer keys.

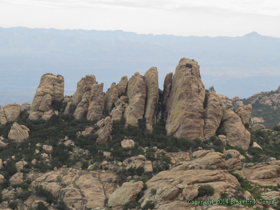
[{"left": 1, "top": 27, "right": 280, "bottom": 106}]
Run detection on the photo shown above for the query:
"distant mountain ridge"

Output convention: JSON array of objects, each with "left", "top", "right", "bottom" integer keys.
[{"left": 1, "top": 27, "right": 280, "bottom": 106}]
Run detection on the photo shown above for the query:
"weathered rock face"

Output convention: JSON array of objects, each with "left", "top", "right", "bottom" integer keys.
[
  {"left": 140, "top": 165, "right": 240, "bottom": 208},
  {"left": 165, "top": 58, "right": 205, "bottom": 140},
  {"left": 72, "top": 75, "right": 97, "bottom": 106},
  {"left": 8, "top": 122, "right": 30, "bottom": 143},
  {"left": 95, "top": 116, "right": 113, "bottom": 144},
  {"left": 252, "top": 123, "right": 266, "bottom": 131},
  {"left": 87, "top": 83, "right": 104, "bottom": 121},
  {"left": 144, "top": 67, "right": 159, "bottom": 131},
  {"left": 163, "top": 72, "right": 173, "bottom": 106},
  {"left": 110, "top": 96, "right": 128, "bottom": 121},
  {"left": 117, "top": 76, "right": 128, "bottom": 97},
  {"left": 108, "top": 181, "right": 144, "bottom": 208},
  {"left": 72, "top": 75, "right": 98, "bottom": 120},
  {"left": 121, "top": 139, "right": 135, "bottom": 148},
  {"left": 190, "top": 150, "right": 227, "bottom": 169},
  {"left": 204, "top": 91, "right": 223, "bottom": 139},
  {"left": 10, "top": 172, "right": 23, "bottom": 185},
  {"left": 104, "top": 82, "right": 118, "bottom": 113},
  {"left": 218, "top": 94, "right": 233, "bottom": 107},
  {"left": 236, "top": 104, "right": 252, "bottom": 125},
  {"left": 3, "top": 103, "right": 21, "bottom": 122},
  {"left": 221, "top": 107, "right": 251, "bottom": 150},
  {"left": 21, "top": 103, "right": 31, "bottom": 111},
  {"left": 124, "top": 72, "right": 146, "bottom": 127},
  {"left": 29, "top": 73, "right": 64, "bottom": 120},
  {"left": 0, "top": 109, "right": 7, "bottom": 125}
]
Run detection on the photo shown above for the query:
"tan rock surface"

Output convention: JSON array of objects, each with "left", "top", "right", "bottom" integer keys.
[
  {"left": 121, "top": 139, "right": 135, "bottom": 148},
  {"left": 252, "top": 124, "right": 266, "bottom": 131},
  {"left": 163, "top": 72, "right": 173, "bottom": 105},
  {"left": 144, "top": 67, "right": 159, "bottom": 131},
  {"left": 29, "top": 73, "right": 64, "bottom": 120},
  {"left": 95, "top": 116, "right": 113, "bottom": 144},
  {"left": 104, "top": 82, "right": 118, "bottom": 112},
  {"left": 42, "top": 145, "right": 53, "bottom": 154},
  {"left": 140, "top": 165, "right": 240, "bottom": 207},
  {"left": 20, "top": 103, "right": 31, "bottom": 111},
  {"left": 226, "top": 158, "right": 242, "bottom": 169},
  {"left": 10, "top": 172, "right": 23, "bottom": 185},
  {"left": 87, "top": 83, "right": 104, "bottom": 121},
  {"left": 204, "top": 91, "right": 223, "bottom": 139},
  {"left": 110, "top": 96, "right": 127, "bottom": 121},
  {"left": 221, "top": 107, "right": 251, "bottom": 150},
  {"left": 8, "top": 122, "right": 30, "bottom": 143},
  {"left": 218, "top": 94, "right": 233, "bottom": 107},
  {"left": 165, "top": 58, "right": 205, "bottom": 140},
  {"left": 73, "top": 93, "right": 90, "bottom": 120},
  {"left": 117, "top": 76, "right": 128, "bottom": 97},
  {"left": 0, "top": 109, "right": 7, "bottom": 125},
  {"left": 3, "top": 103, "right": 21, "bottom": 122},
  {"left": 108, "top": 181, "right": 144, "bottom": 208},
  {"left": 72, "top": 75, "right": 96, "bottom": 106},
  {"left": 124, "top": 72, "right": 146, "bottom": 127},
  {"left": 236, "top": 104, "right": 252, "bottom": 125}
]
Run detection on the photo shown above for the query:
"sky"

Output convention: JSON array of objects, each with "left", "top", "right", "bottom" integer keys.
[{"left": 0, "top": 0, "right": 280, "bottom": 37}]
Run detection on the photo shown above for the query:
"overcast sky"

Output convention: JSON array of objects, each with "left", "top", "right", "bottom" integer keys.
[{"left": 0, "top": 0, "right": 280, "bottom": 37}]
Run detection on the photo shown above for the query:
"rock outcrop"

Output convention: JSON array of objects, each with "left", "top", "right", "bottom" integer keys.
[
  {"left": 163, "top": 72, "right": 173, "bottom": 105},
  {"left": 252, "top": 124, "right": 266, "bottom": 131},
  {"left": 124, "top": 72, "right": 146, "bottom": 127},
  {"left": 87, "top": 83, "right": 104, "bottom": 121},
  {"left": 108, "top": 181, "right": 144, "bottom": 208},
  {"left": 0, "top": 103, "right": 21, "bottom": 125},
  {"left": 110, "top": 96, "right": 128, "bottom": 121},
  {"left": 165, "top": 58, "right": 205, "bottom": 140},
  {"left": 117, "top": 76, "right": 128, "bottom": 97},
  {"left": 236, "top": 103, "right": 252, "bottom": 125},
  {"left": 221, "top": 107, "right": 251, "bottom": 150},
  {"left": 8, "top": 122, "right": 30, "bottom": 143},
  {"left": 29, "top": 73, "right": 64, "bottom": 120},
  {"left": 204, "top": 91, "right": 223, "bottom": 139},
  {"left": 104, "top": 82, "right": 118, "bottom": 113},
  {"left": 95, "top": 116, "right": 113, "bottom": 144},
  {"left": 144, "top": 67, "right": 159, "bottom": 131}
]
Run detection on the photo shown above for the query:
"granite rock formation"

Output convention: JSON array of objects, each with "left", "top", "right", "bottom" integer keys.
[
  {"left": 29, "top": 73, "right": 64, "bottom": 120},
  {"left": 165, "top": 58, "right": 205, "bottom": 140},
  {"left": 8, "top": 122, "right": 30, "bottom": 143}
]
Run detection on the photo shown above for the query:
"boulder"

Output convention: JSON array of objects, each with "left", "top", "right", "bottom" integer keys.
[
  {"left": 95, "top": 116, "right": 113, "bottom": 144},
  {"left": 0, "top": 159, "right": 2, "bottom": 169},
  {"left": 8, "top": 122, "right": 30, "bottom": 143},
  {"left": 43, "top": 145, "right": 53, "bottom": 154},
  {"left": 121, "top": 139, "right": 135, "bottom": 148},
  {"left": 221, "top": 107, "right": 251, "bottom": 150},
  {"left": 0, "top": 139, "right": 8, "bottom": 148},
  {"left": 20, "top": 103, "right": 31, "bottom": 111},
  {"left": 124, "top": 72, "right": 146, "bottom": 127},
  {"left": 10, "top": 172, "right": 23, "bottom": 185},
  {"left": 3, "top": 103, "right": 21, "bottom": 122},
  {"left": 144, "top": 67, "right": 159, "bottom": 131},
  {"left": 87, "top": 83, "right": 104, "bottom": 121},
  {"left": 166, "top": 58, "right": 205, "bottom": 140},
  {"left": 236, "top": 104, "right": 252, "bottom": 125},
  {"left": 163, "top": 72, "right": 173, "bottom": 105},
  {"left": 0, "top": 174, "right": 4, "bottom": 184},
  {"left": 117, "top": 76, "right": 128, "bottom": 97},
  {"left": 226, "top": 158, "right": 242, "bottom": 169},
  {"left": 0, "top": 109, "right": 7, "bottom": 125},
  {"left": 218, "top": 135, "right": 227, "bottom": 146},
  {"left": 252, "top": 142, "right": 262, "bottom": 150},
  {"left": 15, "top": 161, "right": 28, "bottom": 172},
  {"left": 218, "top": 94, "right": 233, "bottom": 107},
  {"left": 190, "top": 150, "right": 227, "bottom": 169},
  {"left": 108, "top": 181, "right": 144, "bottom": 208},
  {"left": 104, "top": 82, "right": 118, "bottom": 112},
  {"left": 29, "top": 73, "right": 64, "bottom": 120},
  {"left": 252, "top": 124, "right": 266, "bottom": 131},
  {"left": 73, "top": 93, "right": 90, "bottom": 120},
  {"left": 204, "top": 91, "right": 223, "bottom": 139}
]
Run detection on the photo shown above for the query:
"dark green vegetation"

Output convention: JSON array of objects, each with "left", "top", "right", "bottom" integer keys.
[{"left": 197, "top": 185, "right": 214, "bottom": 197}]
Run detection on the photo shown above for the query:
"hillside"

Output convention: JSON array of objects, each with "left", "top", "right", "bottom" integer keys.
[
  {"left": 1, "top": 58, "right": 280, "bottom": 209},
  {"left": 1, "top": 27, "right": 280, "bottom": 106}
]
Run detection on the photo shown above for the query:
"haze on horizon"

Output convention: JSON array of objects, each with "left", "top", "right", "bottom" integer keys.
[{"left": 0, "top": 0, "right": 280, "bottom": 38}]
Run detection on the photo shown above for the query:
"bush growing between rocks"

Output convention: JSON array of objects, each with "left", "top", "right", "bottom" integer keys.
[
  {"left": 151, "top": 188, "right": 157, "bottom": 195},
  {"left": 198, "top": 185, "right": 214, "bottom": 197},
  {"left": 36, "top": 202, "right": 48, "bottom": 210}
]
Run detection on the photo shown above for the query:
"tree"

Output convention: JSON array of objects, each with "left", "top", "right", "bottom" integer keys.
[{"left": 209, "top": 86, "right": 215, "bottom": 92}]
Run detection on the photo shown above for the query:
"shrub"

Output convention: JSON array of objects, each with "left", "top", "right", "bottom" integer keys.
[
  {"left": 142, "top": 201, "right": 155, "bottom": 210},
  {"left": 198, "top": 185, "right": 214, "bottom": 197},
  {"left": 8, "top": 201, "right": 18, "bottom": 210},
  {"left": 35, "top": 185, "right": 55, "bottom": 204},
  {"left": 185, "top": 63, "right": 192, "bottom": 68},
  {"left": 151, "top": 188, "right": 157, "bottom": 195},
  {"left": 57, "top": 200, "right": 68, "bottom": 210},
  {"left": 81, "top": 161, "right": 89, "bottom": 170},
  {"left": 36, "top": 202, "right": 48, "bottom": 210}
]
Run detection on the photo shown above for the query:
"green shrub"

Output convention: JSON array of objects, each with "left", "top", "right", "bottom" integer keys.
[
  {"left": 142, "top": 201, "right": 155, "bottom": 210},
  {"left": 151, "top": 188, "right": 157, "bottom": 195},
  {"left": 57, "top": 200, "right": 69, "bottom": 210},
  {"left": 81, "top": 161, "right": 89, "bottom": 170},
  {"left": 185, "top": 63, "right": 192, "bottom": 68},
  {"left": 36, "top": 202, "right": 48, "bottom": 210},
  {"left": 35, "top": 185, "right": 55, "bottom": 204},
  {"left": 198, "top": 185, "right": 214, "bottom": 197},
  {"left": 8, "top": 201, "right": 18, "bottom": 210}
]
